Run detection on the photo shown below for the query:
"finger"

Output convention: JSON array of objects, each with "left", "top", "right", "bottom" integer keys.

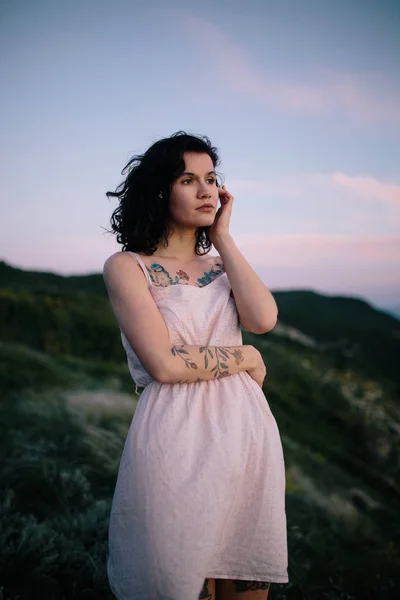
[{"left": 219, "top": 187, "right": 232, "bottom": 198}]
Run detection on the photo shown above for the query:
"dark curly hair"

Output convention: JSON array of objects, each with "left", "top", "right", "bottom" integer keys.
[{"left": 105, "top": 131, "right": 224, "bottom": 256}]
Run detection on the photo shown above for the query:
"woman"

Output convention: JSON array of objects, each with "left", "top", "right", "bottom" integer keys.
[{"left": 103, "top": 131, "right": 288, "bottom": 600}]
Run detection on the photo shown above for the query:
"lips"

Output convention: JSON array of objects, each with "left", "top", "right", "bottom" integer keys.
[{"left": 197, "top": 204, "right": 214, "bottom": 209}]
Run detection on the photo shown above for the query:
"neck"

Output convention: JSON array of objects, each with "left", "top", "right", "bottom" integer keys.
[{"left": 154, "top": 228, "right": 207, "bottom": 264}]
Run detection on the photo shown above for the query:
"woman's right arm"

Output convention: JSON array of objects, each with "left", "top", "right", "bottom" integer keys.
[{"left": 103, "top": 252, "right": 261, "bottom": 384}]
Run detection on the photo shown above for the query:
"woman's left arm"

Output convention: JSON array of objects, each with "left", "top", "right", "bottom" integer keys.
[
  {"left": 210, "top": 185, "right": 278, "bottom": 335},
  {"left": 214, "top": 234, "right": 278, "bottom": 334}
]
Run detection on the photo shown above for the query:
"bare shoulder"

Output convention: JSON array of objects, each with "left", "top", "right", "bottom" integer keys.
[
  {"left": 103, "top": 251, "right": 144, "bottom": 288},
  {"left": 104, "top": 250, "right": 129, "bottom": 274}
]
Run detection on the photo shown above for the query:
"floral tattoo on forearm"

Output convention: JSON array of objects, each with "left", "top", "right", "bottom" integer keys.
[{"left": 171, "top": 344, "right": 244, "bottom": 383}]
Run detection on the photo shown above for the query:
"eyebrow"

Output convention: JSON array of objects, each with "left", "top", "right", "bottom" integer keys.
[{"left": 181, "top": 171, "right": 216, "bottom": 177}]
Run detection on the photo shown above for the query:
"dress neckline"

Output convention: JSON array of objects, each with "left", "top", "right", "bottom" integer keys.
[
  {"left": 129, "top": 251, "right": 227, "bottom": 291},
  {"left": 149, "top": 271, "right": 227, "bottom": 292}
]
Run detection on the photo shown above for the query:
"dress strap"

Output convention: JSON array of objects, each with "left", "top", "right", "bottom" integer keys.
[{"left": 127, "top": 252, "right": 152, "bottom": 288}]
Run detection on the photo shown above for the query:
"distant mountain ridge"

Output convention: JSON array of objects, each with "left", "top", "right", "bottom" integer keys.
[{"left": 1, "top": 259, "right": 399, "bottom": 385}]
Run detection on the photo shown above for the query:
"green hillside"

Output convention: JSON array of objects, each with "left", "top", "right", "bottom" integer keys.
[
  {"left": 0, "top": 260, "right": 399, "bottom": 599},
  {"left": 0, "top": 260, "right": 107, "bottom": 296},
  {"left": 272, "top": 290, "right": 400, "bottom": 385}
]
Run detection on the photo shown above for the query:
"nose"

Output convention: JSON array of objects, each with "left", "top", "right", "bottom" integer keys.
[{"left": 198, "top": 182, "right": 212, "bottom": 197}]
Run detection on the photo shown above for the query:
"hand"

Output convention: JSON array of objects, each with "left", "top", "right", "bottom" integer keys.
[
  {"left": 247, "top": 352, "right": 267, "bottom": 389},
  {"left": 208, "top": 185, "right": 234, "bottom": 247}
]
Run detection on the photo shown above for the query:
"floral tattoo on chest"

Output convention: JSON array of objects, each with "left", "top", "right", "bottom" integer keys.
[{"left": 145, "top": 261, "right": 225, "bottom": 288}]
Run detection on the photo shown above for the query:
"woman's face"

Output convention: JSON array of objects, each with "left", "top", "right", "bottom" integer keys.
[{"left": 168, "top": 151, "right": 219, "bottom": 228}]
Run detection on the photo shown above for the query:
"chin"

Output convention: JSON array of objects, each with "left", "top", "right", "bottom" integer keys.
[
  {"left": 196, "top": 212, "right": 214, "bottom": 219},
  {"left": 196, "top": 218, "right": 214, "bottom": 227}
]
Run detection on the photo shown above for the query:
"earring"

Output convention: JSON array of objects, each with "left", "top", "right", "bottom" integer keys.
[{"left": 158, "top": 191, "right": 163, "bottom": 199}]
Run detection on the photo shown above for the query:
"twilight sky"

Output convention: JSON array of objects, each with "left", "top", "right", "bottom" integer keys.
[{"left": 1, "top": 0, "right": 399, "bottom": 310}]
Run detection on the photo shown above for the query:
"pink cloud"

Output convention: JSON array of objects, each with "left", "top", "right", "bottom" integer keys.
[
  {"left": 234, "top": 233, "right": 400, "bottom": 270},
  {"left": 182, "top": 15, "right": 400, "bottom": 123},
  {"left": 330, "top": 172, "right": 400, "bottom": 205},
  {"left": 229, "top": 173, "right": 400, "bottom": 206},
  {"left": 230, "top": 234, "right": 400, "bottom": 305},
  {"left": 4, "top": 231, "right": 399, "bottom": 307}
]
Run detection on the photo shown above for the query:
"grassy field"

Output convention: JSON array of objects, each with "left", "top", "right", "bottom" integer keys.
[{"left": 1, "top": 261, "right": 399, "bottom": 599}]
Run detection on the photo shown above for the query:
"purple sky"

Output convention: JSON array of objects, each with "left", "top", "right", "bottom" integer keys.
[{"left": 1, "top": 0, "right": 399, "bottom": 311}]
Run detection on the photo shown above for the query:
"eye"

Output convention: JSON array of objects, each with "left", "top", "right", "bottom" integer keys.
[{"left": 182, "top": 177, "right": 216, "bottom": 185}]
